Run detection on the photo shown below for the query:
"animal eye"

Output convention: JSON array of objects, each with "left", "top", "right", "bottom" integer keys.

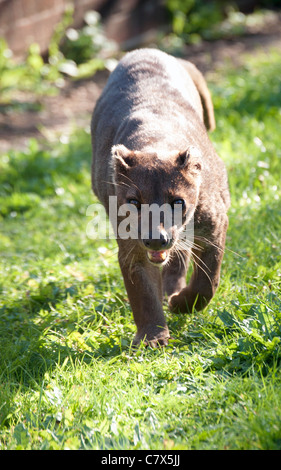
[
  {"left": 128, "top": 198, "right": 141, "bottom": 209},
  {"left": 171, "top": 198, "right": 185, "bottom": 208}
]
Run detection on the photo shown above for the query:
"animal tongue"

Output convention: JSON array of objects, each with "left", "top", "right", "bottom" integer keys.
[{"left": 147, "top": 250, "right": 167, "bottom": 264}]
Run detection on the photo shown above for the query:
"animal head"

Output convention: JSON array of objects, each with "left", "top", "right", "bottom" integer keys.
[{"left": 111, "top": 144, "right": 203, "bottom": 265}]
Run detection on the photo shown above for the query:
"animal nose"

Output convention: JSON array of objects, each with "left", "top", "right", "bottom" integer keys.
[{"left": 142, "top": 231, "right": 170, "bottom": 251}]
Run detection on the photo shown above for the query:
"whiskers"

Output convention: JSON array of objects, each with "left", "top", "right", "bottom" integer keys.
[
  {"left": 171, "top": 231, "right": 241, "bottom": 288},
  {"left": 123, "top": 245, "right": 136, "bottom": 280},
  {"left": 102, "top": 173, "right": 143, "bottom": 198},
  {"left": 102, "top": 179, "right": 131, "bottom": 191},
  {"left": 170, "top": 239, "right": 191, "bottom": 271},
  {"left": 194, "top": 235, "right": 242, "bottom": 259},
  {"left": 172, "top": 234, "right": 213, "bottom": 285}
]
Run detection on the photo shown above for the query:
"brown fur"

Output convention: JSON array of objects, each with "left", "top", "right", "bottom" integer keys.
[{"left": 91, "top": 49, "right": 230, "bottom": 347}]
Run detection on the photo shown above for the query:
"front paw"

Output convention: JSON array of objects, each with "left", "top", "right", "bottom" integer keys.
[
  {"left": 133, "top": 325, "right": 170, "bottom": 348},
  {"left": 168, "top": 287, "right": 210, "bottom": 313},
  {"left": 168, "top": 290, "right": 190, "bottom": 313}
]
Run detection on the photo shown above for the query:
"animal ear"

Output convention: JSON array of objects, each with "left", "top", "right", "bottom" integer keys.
[
  {"left": 177, "top": 151, "right": 188, "bottom": 168},
  {"left": 177, "top": 147, "right": 203, "bottom": 173},
  {"left": 112, "top": 145, "right": 136, "bottom": 172}
]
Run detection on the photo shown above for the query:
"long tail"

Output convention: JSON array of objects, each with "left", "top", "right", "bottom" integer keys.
[{"left": 177, "top": 59, "right": 216, "bottom": 132}]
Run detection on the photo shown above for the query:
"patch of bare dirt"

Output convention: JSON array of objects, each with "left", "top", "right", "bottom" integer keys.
[{"left": 0, "top": 69, "right": 110, "bottom": 153}]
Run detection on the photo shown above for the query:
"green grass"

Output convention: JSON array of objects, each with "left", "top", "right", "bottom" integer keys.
[{"left": 0, "top": 49, "right": 281, "bottom": 450}]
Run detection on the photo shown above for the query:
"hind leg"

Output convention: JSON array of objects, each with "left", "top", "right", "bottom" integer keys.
[{"left": 162, "top": 251, "right": 190, "bottom": 298}]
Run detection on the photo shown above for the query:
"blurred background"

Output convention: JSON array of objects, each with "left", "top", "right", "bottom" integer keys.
[{"left": 0, "top": 0, "right": 280, "bottom": 151}]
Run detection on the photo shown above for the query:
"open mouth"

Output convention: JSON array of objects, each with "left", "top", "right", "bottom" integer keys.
[{"left": 147, "top": 250, "right": 169, "bottom": 265}]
